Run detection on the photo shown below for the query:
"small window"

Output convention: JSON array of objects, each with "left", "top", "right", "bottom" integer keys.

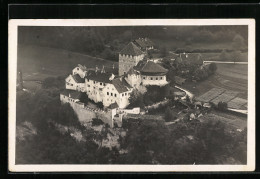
[
  {"left": 107, "top": 99, "right": 109, "bottom": 101},
  {"left": 150, "top": 77, "right": 153, "bottom": 80},
  {"left": 156, "top": 77, "right": 158, "bottom": 80},
  {"left": 100, "top": 82, "right": 102, "bottom": 85},
  {"left": 111, "top": 93, "right": 113, "bottom": 96},
  {"left": 94, "top": 81, "right": 96, "bottom": 84},
  {"left": 94, "top": 87, "right": 95, "bottom": 89},
  {"left": 77, "top": 68, "right": 79, "bottom": 70},
  {"left": 115, "top": 94, "right": 117, "bottom": 97},
  {"left": 160, "top": 77, "right": 163, "bottom": 80},
  {"left": 87, "top": 79, "right": 89, "bottom": 82},
  {"left": 122, "top": 94, "right": 124, "bottom": 97},
  {"left": 125, "top": 93, "right": 127, "bottom": 96},
  {"left": 107, "top": 92, "right": 109, "bottom": 95},
  {"left": 88, "top": 85, "right": 90, "bottom": 87},
  {"left": 71, "top": 84, "right": 73, "bottom": 86},
  {"left": 143, "top": 77, "right": 146, "bottom": 80}
]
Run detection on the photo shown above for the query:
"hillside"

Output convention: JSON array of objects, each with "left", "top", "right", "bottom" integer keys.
[{"left": 18, "top": 44, "right": 118, "bottom": 79}]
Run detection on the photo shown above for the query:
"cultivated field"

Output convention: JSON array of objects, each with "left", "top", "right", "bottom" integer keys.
[{"left": 183, "top": 63, "right": 248, "bottom": 100}]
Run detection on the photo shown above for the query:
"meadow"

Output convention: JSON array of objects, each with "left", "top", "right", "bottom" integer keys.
[{"left": 17, "top": 45, "right": 118, "bottom": 90}]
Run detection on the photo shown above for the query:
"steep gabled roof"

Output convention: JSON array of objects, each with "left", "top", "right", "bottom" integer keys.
[
  {"left": 120, "top": 42, "right": 143, "bottom": 56},
  {"left": 61, "top": 89, "right": 82, "bottom": 99},
  {"left": 127, "top": 67, "right": 139, "bottom": 75},
  {"left": 134, "top": 38, "right": 154, "bottom": 48},
  {"left": 72, "top": 74, "right": 85, "bottom": 83},
  {"left": 78, "top": 64, "right": 87, "bottom": 71},
  {"left": 134, "top": 60, "right": 168, "bottom": 74},
  {"left": 112, "top": 77, "right": 132, "bottom": 93},
  {"left": 86, "top": 70, "right": 113, "bottom": 84},
  {"left": 108, "top": 102, "right": 119, "bottom": 109}
]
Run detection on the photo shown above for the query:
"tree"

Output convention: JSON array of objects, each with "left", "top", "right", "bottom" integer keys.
[
  {"left": 128, "top": 89, "right": 145, "bottom": 108},
  {"left": 219, "top": 50, "right": 229, "bottom": 61},
  {"left": 165, "top": 107, "right": 175, "bottom": 122},
  {"left": 232, "top": 34, "right": 245, "bottom": 50},
  {"left": 160, "top": 46, "right": 169, "bottom": 57},
  {"left": 208, "top": 63, "right": 217, "bottom": 74},
  {"left": 218, "top": 101, "right": 228, "bottom": 111}
]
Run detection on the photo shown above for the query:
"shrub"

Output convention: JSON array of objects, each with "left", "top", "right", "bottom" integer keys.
[
  {"left": 208, "top": 63, "right": 217, "bottom": 74},
  {"left": 164, "top": 107, "right": 176, "bottom": 122},
  {"left": 92, "top": 118, "right": 104, "bottom": 126},
  {"left": 218, "top": 101, "right": 228, "bottom": 111},
  {"left": 96, "top": 102, "right": 104, "bottom": 109}
]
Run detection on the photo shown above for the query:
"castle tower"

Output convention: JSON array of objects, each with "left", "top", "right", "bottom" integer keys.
[{"left": 118, "top": 42, "right": 144, "bottom": 76}]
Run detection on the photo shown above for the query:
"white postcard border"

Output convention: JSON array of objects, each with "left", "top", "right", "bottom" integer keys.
[{"left": 8, "top": 19, "right": 255, "bottom": 172}]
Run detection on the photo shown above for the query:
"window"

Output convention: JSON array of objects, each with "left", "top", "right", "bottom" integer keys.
[
  {"left": 125, "top": 93, "right": 127, "bottom": 96},
  {"left": 77, "top": 67, "right": 79, "bottom": 70},
  {"left": 115, "top": 94, "right": 117, "bottom": 97},
  {"left": 94, "top": 81, "right": 96, "bottom": 84},
  {"left": 88, "top": 85, "right": 90, "bottom": 87},
  {"left": 143, "top": 77, "right": 146, "bottom": 80},
  {"left": 94, "top": 87, "right": 95, "bottom": 89},
  {"left": 122, "top": 94, "right": 124, "bottom": 97},
  {"left": 150, "top": 77, "right": 153, "bottom": 80},
  {"left": 71, "top": 84, "right": 73, "bottom": 86},
  {"left": 100, "top": 82, "right": 102, "bottom": 85},
  {"left": 87, "top": 79, "right": 89, "bottom": 82},
  {"left": 156, "top": 77, "right": 158, "bottom": 80},
  {"left": 111, "top": 93, "right": 113, "bottom": 96},
  {"left": 107, "top": 92, "right": 109, "bottom": 95},
  {"left": 160, "top": 77, "right": 163, "bottom": 80}
]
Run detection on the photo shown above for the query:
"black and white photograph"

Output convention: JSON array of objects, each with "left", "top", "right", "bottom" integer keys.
[{"left": 8, "top": 19, "right": 255, "bottom": 172}]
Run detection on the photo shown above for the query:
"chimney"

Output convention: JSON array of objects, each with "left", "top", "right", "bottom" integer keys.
[
  {"left": 109, "top": 74, "right": 115, "bottom": 81},
  {"left": 101, "top": 65, "right": 105, "bottom": 73}
]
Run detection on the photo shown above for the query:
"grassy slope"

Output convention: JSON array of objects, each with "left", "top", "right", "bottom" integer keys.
[{"left": 18, "top": 44, "right": 118, "bottom": 80}]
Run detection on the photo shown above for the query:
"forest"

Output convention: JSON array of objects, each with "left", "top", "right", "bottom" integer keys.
[
  {"left": 18, "top": 26, "right": 248, "bottom": 62},
  {"left": 16, "top": 78, "right": 247, "bottom": 164}
]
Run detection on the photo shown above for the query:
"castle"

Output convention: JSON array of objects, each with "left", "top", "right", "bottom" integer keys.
[{"left": 61, "top": 38, "right": 168, "bottom": 109}]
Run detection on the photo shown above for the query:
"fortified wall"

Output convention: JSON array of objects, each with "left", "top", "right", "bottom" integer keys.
[
  {"left": 70, "top": 102, "right": 116, "bottom": 127},
  {"left": 60, "top": 95, "right": 116, "bottom": 127}
]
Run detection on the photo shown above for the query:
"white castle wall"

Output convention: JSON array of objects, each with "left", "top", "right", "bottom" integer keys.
[{"left": 60, "top": 94, "right": 115, "bottom": 127}]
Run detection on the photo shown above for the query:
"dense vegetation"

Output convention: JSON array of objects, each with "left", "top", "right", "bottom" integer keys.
[
  {"left": 128, "top": 84, "right": 173, "bottom": 108},
  {"left": 119, "top": 118, "right": 246, "bottom": 164},
  {"left": 18, "top": 26, "right": 248, "bottom": 62}
]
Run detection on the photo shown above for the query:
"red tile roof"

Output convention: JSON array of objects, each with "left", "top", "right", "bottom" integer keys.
[{"left": 120, "top": 42, "right": 143, "bottom": 56}]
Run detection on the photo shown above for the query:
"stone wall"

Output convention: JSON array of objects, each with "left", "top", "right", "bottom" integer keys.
[{"left": 68, "top": 101, "right": 115, "bottom": 127}]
